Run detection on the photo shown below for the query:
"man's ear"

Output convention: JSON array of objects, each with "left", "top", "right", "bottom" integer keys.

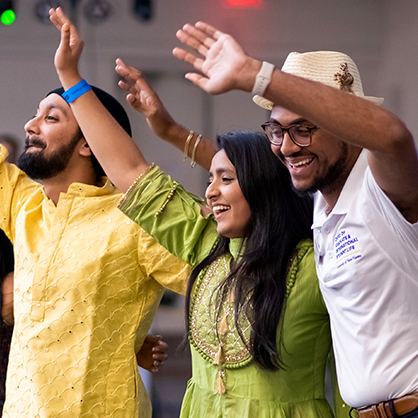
[{"left": 78, "top": 138, "right": 92, "bottom": 157}]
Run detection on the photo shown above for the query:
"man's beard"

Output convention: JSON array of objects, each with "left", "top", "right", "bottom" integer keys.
[
  {"left": 17, "top": 130, "right": 82, "bottom": 180},
  {"left": 288, "top": 142, "right": 350, "bottom": 197}
]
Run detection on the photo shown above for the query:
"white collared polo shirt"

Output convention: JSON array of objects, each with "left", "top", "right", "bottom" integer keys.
[{"left": 312, "top": 150, "right": 418, "bottom": 408}]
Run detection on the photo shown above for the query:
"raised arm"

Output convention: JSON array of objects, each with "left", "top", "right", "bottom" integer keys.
[
  {"left": 115, "top": 59, "right": 216, "bottom": 171},
  {"left": 49, "top": 7, "right": 149, "bottom": 192},
  {"left": 173, "top": 22, "right": 418, "bottom": 223}
]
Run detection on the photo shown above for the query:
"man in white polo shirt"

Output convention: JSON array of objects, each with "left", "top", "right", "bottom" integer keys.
[{"left": 171, "top": 22, "right": 418, "bottom": 418}]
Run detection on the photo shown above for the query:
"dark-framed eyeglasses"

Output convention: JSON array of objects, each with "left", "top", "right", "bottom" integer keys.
[{"left": 261, "top": 121, "right": 318, "bottom": 147}]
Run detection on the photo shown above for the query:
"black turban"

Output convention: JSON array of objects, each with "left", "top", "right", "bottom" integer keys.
[{"left": 47, "top": 85, "right": 132, "bottom": 137}]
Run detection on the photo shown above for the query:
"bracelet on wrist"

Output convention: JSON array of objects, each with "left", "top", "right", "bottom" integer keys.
[
  {"left": 191, "top": 134, "right": 202, "bottom": 168},
  {"left": 183, "top": 130, "right": 194, "bottom": 161},
  {"left": 62, "top": 79, "right": 92, "bottom": 104}
]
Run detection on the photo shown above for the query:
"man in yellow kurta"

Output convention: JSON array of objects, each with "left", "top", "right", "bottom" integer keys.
[{"left": 0, "top": 85, "right": 189, "bottom": 417}]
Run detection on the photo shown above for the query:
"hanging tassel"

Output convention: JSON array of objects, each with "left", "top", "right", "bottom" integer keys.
[
  {"left": 214, "top": 369, "right": 226, "bottom": 394},
  {"left": 218, "top": 314, "right": 228, "bottom": 335},
  {"left": 213, "top": 345, "right": 223, "bottom": 365}
]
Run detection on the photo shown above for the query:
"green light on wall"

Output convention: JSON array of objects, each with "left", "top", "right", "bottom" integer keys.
[{"left": 1, "top": 9, "right": 15, "bottom": 25}]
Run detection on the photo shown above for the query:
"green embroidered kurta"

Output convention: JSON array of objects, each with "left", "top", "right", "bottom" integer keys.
[{"left": 119, "top": 166, "right": 343, "bottom": 418}]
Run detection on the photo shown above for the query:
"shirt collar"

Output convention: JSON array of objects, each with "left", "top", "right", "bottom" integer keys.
[
  {"left": 42, "top": 177, "right": 118, "bottom": 201},
  {"left": 312, "top": 149, "right": 368, "bottom": 228}
]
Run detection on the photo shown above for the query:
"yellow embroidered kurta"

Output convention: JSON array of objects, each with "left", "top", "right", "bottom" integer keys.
[{"left": 0, "top": 145, "right": 190, "bottom": 418}]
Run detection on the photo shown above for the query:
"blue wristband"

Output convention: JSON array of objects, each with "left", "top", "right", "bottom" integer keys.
[{"left": 62, "top": 79, "right": 91, "bottom": 104}]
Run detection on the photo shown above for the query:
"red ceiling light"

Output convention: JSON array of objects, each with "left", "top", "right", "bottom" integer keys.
[{"left": 225, "top": 0, "right": 262, "bottom": 7}]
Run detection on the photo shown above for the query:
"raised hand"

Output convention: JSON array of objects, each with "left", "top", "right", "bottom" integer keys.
[
  {"left": 115, "top": 58, "right": 178, "bottom": 139},
  {"left": 136, "top": 334, "right": 169, "bottom": 373},
  {"left": 115, "top": 57, "right": 216, "bottom": 171},
  {"left": 49, "top": 7, "right": 84, "bottom": 85},
  {"left": 173, "top": 21, "right": 259, "bottom": 95}
]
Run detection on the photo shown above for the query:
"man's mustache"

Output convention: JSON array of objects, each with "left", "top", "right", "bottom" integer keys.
[{"left": 24, "top": 137, "right": 46, "bottom": 150}]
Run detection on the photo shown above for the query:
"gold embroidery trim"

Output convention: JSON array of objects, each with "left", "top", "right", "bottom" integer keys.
[
  {"left": 155, "top": 181, "right": 178, "bottom": 217},
  {"left": 117, "top": 163, "right": 155, "bottom": 207},
  {"left": 190, "top": 256, "right": 251, "bottom": 365}
]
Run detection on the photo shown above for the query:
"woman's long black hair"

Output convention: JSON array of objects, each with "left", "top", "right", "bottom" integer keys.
[{"left": 185, "top": 131, "right": 313, "bottom": 371}]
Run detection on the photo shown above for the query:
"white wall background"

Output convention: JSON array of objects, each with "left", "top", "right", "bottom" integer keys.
[{"left": 0, "top": 0, "right": 417, "bottom": 194}]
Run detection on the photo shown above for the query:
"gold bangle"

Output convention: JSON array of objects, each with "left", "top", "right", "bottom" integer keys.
[
  {"left": 191, "top": 134, "right": 202, "bottom": 168},
  {"left": 183, "top": 130, "right": 194, "bottom": 161},
  {"left": 2, "top": 318, "right": 12, "bottom": 327}
]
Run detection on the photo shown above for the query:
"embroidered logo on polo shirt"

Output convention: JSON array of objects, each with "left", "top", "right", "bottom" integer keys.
[{"left": 334, "top": 229, "right": 362, "bottom": 268}]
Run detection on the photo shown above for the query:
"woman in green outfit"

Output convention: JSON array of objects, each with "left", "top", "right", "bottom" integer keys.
[
  {"left": 50, "top": 7, "right": 346, "bottom": 417},
  {"left": 118, "top": 131, "right": 334, "bottom": 418}
]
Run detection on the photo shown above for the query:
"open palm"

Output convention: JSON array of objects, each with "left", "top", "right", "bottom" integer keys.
[{"left": 173, "top": 22, "right": 252, "bottom": 95}]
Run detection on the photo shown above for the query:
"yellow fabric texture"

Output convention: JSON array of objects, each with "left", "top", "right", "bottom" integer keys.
[{"left": 0, "top": 145, "right": 189, "bottom": 418}]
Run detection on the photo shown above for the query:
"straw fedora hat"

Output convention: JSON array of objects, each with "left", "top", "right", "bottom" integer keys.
[{"left": 253, "top": 50, "right": 384, "bottom": 110}]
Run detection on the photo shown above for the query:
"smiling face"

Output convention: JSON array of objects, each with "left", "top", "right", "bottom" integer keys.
[
  {"left": 18, "top": 94, "right": 83, "bottom": 180},
  {"left": 269, "top": 106, "right": 358, "bottom": 199},
  {"left": 205, "top": 149, "right": 252, "bottom": 239}
]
